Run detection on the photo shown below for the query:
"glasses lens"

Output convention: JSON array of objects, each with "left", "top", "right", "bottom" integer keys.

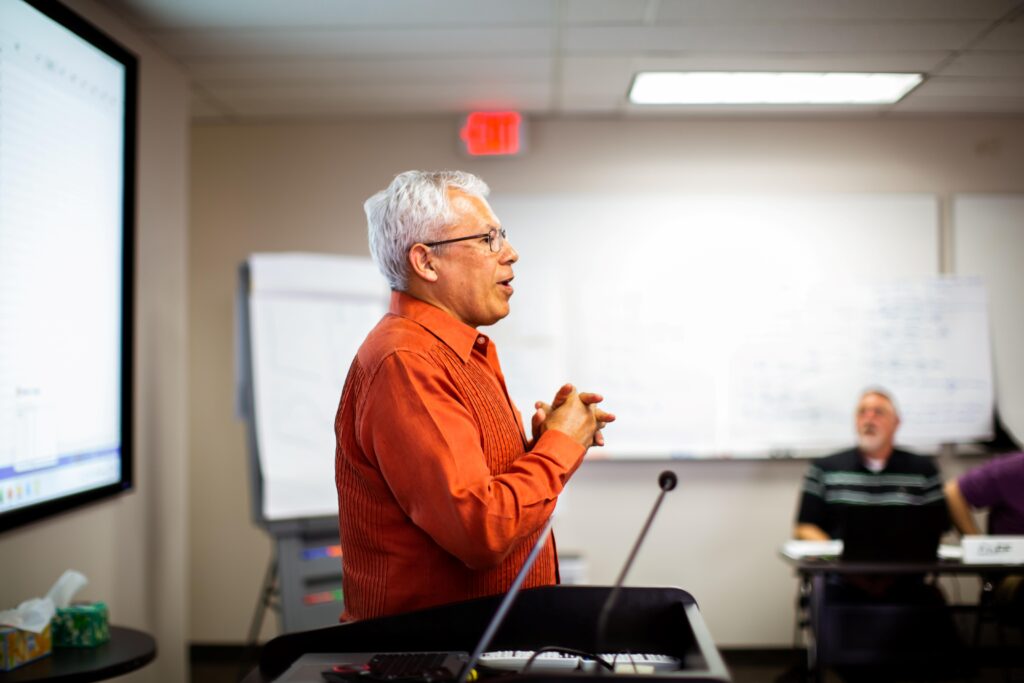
[{"left": 489, "top": 227, "right": 505, "bottom": 253}]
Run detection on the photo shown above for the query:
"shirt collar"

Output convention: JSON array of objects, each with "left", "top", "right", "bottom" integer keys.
[{"left": 389, "top": 290, "right": 479, "bottom": 362}]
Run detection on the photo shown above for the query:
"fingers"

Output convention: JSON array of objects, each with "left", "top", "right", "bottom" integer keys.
[
  {"left": 540, "top": 384, "right": 614, "bottom": 450},
  {"left": 551, "top": 384, "right": 574, "bottom": 408}
]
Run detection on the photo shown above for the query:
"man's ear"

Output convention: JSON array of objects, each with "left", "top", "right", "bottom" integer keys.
[{"left": 407, "top": 243, "right": 439, "bottom": 283}]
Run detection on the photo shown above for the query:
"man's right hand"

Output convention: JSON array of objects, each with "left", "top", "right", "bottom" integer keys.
[{"left": 539, "top": 383, "right": 615, "bottom": 450}]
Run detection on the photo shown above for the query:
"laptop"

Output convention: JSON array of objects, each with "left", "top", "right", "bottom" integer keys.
[
  {"left": 839, "top": 505, "right": 946, "bottom": 563},
  {"left": 273, "top": 517, "right": 555, "bottom": 683}
]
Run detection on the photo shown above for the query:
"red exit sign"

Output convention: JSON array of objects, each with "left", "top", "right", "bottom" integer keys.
[{"left": 459, "top": 111, "right": 524, "bottom": 156}]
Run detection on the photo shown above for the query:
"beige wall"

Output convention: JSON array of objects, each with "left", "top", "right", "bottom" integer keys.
[
  {"left": 189, "top": 117, "right": 1024, "bottom": 646},
  {"left": 0, "top": 1, "right": 190, "bottom": 680}
]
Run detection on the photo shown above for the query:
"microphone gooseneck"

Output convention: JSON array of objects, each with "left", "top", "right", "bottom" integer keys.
[
  {"left": 458, "top": 515, "right": 556, "bottom": 683},
  {"left": 594, "top": 471, "right": 678, "bottom": 662}
]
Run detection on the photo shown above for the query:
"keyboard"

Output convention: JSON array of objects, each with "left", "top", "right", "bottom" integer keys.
[
  {"left": 478, "top": 650, "right": 682, "bottom": 673},
  {"left": 367, "top": 653, "right": 455, "bottom": 680}
]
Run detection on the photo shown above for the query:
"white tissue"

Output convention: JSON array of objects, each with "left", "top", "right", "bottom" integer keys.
[
  {"left": 0, "top": 598, "right": 55, "bottom": 633},
  {"left": 0, "top": 570, "right": 89, "bottom": 634},
  {"left": 45, "top": 570, "right": 88, "bottom": 609}
]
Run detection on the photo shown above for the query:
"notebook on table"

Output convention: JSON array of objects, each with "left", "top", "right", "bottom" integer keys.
[{"left": 839, "top": 504, "right": 946, "bottom": 563}]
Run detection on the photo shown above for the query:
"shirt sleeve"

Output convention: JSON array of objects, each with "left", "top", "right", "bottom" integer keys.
[
  {"left": 358, "top": 349, "right": 586, "bottom": 570},
  {"left": 959, "top": 457, "right": 1005, "bottom": 508},
  {"left": 796, "top": 464, "right": 829, "bottom": 531}
]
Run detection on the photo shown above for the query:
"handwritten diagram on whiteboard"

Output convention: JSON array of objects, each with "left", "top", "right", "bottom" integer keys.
[{"left": 488, "top": 194, "right": 993, "bottom": 457}]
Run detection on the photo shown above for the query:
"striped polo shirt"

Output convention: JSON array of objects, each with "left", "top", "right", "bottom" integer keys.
[{"left": 796, "top": 448, "right": 948, "bottom": 539}]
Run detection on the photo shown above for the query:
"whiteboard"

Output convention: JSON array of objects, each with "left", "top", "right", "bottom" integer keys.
[
  {"left": 486, "top": 194, "right": 993, "bottom": 457},
  {"left": 953, "top": 195, "right": 1024, "bottom": 441},
  {"left": 245, "top": 253, "right": 388, "bottom": 522}
]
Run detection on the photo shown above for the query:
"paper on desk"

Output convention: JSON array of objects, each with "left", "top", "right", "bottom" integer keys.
[
  {"left": 938, "top": 544, "right": 963, "bottom": 560},
  {"left": 0, "top": 570, "right": 89, "bottom": 633},
  {"left": 782, "top": 540, "right": 844, "bottom": 559}
]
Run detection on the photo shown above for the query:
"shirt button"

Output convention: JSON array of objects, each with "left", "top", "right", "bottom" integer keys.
[{"left": 477, "top": 336, "right": 487, "bottom": 345}]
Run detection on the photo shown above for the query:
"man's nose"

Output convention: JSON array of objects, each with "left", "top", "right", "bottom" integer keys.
[{"left": 502, "top": 240, "right": 519, "bottom": 264}]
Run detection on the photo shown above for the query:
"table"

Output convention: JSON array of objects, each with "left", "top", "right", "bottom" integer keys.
[
  {"left": 781, "top": 554, "right": 1021, "bottom": 682},
  {"left": 0, "top": 626, "right": 156, "bottom": 683}
]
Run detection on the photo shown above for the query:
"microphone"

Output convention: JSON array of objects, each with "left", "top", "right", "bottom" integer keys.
[{"left": 594, "top": 470, "right": 678, "bottom": 660}]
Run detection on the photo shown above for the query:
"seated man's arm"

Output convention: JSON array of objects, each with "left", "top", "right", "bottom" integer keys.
[
  {"left": 794, "top": 523, "right": 831, "bottom": 541},
  {"left": 794, "top": 463, "right": 832, "bottom": 540},
  {"left": 944, "top": 479, "right": 981, "bottom": 535}
]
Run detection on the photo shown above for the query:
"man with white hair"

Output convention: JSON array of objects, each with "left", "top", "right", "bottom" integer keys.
[
  {"left": 794, "top": 388, "right": 947, "bottom": 544},
  {"left": 335, "top": 170, "right": 613, "bottom": 621}
]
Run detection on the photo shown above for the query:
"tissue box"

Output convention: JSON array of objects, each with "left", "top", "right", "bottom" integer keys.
[
  {"left": 0, "top": 623, "right": 52, "bottom": 671},
  {"left": 52, "top": 602, "right": 110, "bottom": 647}
]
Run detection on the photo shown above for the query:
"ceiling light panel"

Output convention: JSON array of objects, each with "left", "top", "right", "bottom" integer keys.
[{"left": 629, "top": 72, "right": 924, "bottom": 105}]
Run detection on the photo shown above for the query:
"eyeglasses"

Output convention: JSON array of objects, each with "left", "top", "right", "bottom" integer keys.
[{"left": 422, "top": 227, "right": 507, "bottom": 254}]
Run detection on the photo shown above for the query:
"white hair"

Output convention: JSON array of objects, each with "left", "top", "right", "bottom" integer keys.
[
  {"left": 364, "top": 170, "right": 490, "bottom": 291},
  {"left": 859, "top": 386, "right": 901, "bottom": 417}
]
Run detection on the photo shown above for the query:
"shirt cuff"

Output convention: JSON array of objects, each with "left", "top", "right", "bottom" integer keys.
[{"left": 534, "top": 428, "right": 587, "bottom": 466}]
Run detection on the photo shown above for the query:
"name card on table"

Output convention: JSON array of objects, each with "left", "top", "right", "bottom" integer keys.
[{"left": 962, "top": 536, "right": 1024, "bottom": 565}]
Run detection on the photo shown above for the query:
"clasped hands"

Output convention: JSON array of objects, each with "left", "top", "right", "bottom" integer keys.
[{"left": 531, "top": 383, "right": 615, "bottom": 450}]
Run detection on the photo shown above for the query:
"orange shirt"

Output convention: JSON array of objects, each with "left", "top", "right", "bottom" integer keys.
[{"left": 334, "top": 291, "right": 586, "bottom": 621}]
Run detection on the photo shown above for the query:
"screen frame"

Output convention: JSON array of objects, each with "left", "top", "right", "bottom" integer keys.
[{"left": 0, "top": 0, "right": 137, "bottom": 533}]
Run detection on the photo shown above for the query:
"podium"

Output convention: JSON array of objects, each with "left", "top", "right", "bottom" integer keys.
[{"left": 242, "top": 586, "right": 730, "bottom": 682}]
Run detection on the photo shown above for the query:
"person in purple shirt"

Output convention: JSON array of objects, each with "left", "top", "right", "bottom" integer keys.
[
  {"left": 944, "top": 452, "right": 1024, "bottom": 536},
  {"left": 945, "top": 451, "right": 1024, "bottom": 626}
]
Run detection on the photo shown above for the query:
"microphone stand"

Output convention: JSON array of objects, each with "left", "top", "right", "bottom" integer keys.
[{"left": 594, "top": 471, "right": 678, "bottom": 666}]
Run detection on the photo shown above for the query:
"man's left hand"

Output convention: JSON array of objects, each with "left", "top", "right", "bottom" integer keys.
[{"left": 530, "top": 383, "right": 615, "bottom": 448}]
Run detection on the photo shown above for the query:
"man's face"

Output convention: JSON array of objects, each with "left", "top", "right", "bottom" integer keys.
[
  {"left": 855, "top": 393, "right": 900, "bottom": 454},
  {"left": 430, "top": 188, "right": 518, "bottom": 328}
]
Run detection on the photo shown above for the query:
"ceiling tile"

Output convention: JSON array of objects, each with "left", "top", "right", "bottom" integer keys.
[
  {"left": 892, "top": 94, "right": 1024, "bottom": 112},
  {"left": 148, "top": 26, "right": 554, "bottom": 60},
  {"left": 565, "top": 22, "right": 988, "bottom": 53},
  {"left": 972, "top": 20, "right": 1024, "bottom": 50},
  {"left": 912, "top": 76, "right": 1024, "bottom": 97},
  {"left": 556, "top": 91, "right": 629, "bottom": 114},
  {"left": 654, "top": 0, "right": 1020, "bottom": 22},
  {"left": 100, "top": 0, "right": 558, "bottom": 29},
  {"left": 188, "top": 57, "right": 553, "bottom": 86},
  {"left": 206, "top": 81, "right": 552, "bottom": 116},
  {"left": 565, "top": 0, "right": 651, "bottom": 24},
  {"left": 629, "top": 52, "right": 948, "bottom": 72},
  {"left": 938, "top": 53, "right": 1024, "bottom": 78},
  {"left": 561, "top": 57, "right": 636, "bottom": 90}
]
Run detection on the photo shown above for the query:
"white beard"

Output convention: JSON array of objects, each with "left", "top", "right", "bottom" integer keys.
[{"left": 858, "top": 432, "right": 886, "bottom": 454}]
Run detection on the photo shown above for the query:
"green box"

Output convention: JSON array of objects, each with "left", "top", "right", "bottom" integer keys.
[
  {"left": 52, "top": 602, "right": 110, "bottom": 648},
  {"left": 0, "top": 623, "right": 52, "bottom": 671}
]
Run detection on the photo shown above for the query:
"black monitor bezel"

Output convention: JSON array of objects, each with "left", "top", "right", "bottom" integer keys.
[{"left": 1, "top": 0, "right": 137, "bottom": 533}]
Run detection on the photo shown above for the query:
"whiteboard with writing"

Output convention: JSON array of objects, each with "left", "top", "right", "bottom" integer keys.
[{"left": 486, "top": 194, "right": 993, "bottom": 457}]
